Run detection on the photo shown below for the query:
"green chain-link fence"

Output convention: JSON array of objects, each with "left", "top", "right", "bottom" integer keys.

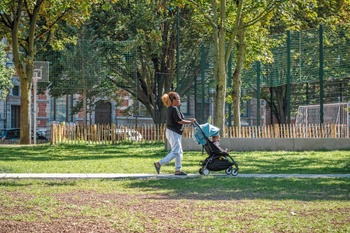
[
  {"left": 37, "top": 24, "right": 350, "bottom": 126},
  {"left": 241, "top": 24, "right": 350, "bottom": 125},
  {"left": 39, "top": 39, "right": 138, "bottom": 124}
]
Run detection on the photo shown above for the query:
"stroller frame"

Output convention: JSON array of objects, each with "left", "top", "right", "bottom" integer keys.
[{"left": 194, "top": 121, "right": 239, "bottom": 176}]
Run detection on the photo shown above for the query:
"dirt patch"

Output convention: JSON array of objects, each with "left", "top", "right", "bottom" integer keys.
[
  {"left": 1, "top": 189, "right": 349, "bottom": 232},
  {"left": 1, "top": 191, "right": 224, "bottom": 233}
]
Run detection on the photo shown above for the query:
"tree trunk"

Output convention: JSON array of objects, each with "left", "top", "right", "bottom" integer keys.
[
  {"left": 274, "top": 86, "right": 287, "bottom": 124},
  {"left": 232, "top": 22, "right": 245, "bottom": 136},
  {"left": 13, "top": 38, "right": 33, "bottom": 144},
  {"left": 263, "top": 85, "right": 288, "bottom": 124},
  {"left": 20, "top": 74, "right": 31, "bottom": 144},
  {"left": 213, "top": 0, "right": 226, "bottom": 134},
  {"left": 214, "top": 39, "right": 226, "bottom": 133}
]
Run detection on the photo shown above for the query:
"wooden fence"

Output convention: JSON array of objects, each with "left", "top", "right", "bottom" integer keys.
[
  {"left": 50, "top": 123, "right": 350, "bottom": 145},
  {"left": 225, "top": 124, "right": 350, "bottom": 138},
  {"left": 50, "top": 124, "right": 166, "bottom": 144}
]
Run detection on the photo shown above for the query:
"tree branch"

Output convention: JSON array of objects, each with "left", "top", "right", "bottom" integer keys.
[
  {"left": 226, "top": 0, "right": 280, "bottom": 64},
  {"left": 243, "top": 0, "right": 278, "bottom": 28},
  {"left": 0, "top": 12, "right": 13, "bottom": 29},
  {"left": 35, "top": 8, "right": 72, "bottom": 43},
  {"left": 186, "top": 0, "right": 218, "bottom": 29},
  {"left": 225, "top": 0, "right": 244, "bottom": 64}
]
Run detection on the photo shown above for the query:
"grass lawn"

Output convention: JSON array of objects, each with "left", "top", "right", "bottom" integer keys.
[
  {"left": 0, "top": 142, "right": 349, "bottom": 232},
  {"left": 0, "top": 142, "right": 349, "bottom": 174}
]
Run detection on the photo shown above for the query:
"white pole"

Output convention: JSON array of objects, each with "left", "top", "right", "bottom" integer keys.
[
  {"left": 33, "top": 78, "right": 37, "bottom": 145},
  {"left": 32, "top": 69, "right": 41, "bottom": 144}
]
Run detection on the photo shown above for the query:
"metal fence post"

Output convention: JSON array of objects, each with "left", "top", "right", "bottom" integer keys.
[
  {"left": 319, "top": 25, "right": 324, "bottom": 124},
  {"left": 287, "top": 30, "right": 291, "bottom": 124},
  {"left": 201, "top": 44, "right": 205, "bottom": 123},
  {"left": 257, "top": 61, "right": 261, "bottom": 126}
]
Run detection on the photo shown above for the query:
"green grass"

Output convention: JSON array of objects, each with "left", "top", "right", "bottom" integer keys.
[
  {"left": 0, "top": 143, "right": 349, "bottom": 232},
  {"left": 0, "top": 142, "right": 349, "bottom": 174}
]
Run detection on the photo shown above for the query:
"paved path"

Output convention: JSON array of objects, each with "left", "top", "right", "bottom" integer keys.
[{"left": 1, "top": 173, "right": 350, "bottom": 179}]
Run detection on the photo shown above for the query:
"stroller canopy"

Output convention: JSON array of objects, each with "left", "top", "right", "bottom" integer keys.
[{"left": 193, "top": 123, "right": 220, "bottom": 145}]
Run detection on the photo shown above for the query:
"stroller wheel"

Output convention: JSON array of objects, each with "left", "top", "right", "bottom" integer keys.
[
  {"left": 202, "top": 168, "right": 210, "bottom": 176},
  {"left": 199, "top": 168, "right": 203, "bottom": 175},
  {"left": 231, "top": 168, "right": 238, "bottom": 176},
  {"left": 225, "top": 167, "right": 232, "bottom": 175}
]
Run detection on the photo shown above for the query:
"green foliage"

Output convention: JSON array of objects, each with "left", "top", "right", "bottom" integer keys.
[
  {"left": 242, "top": 23, "right": 350, "bottom": 123},
  {"left": 0, "top": 43, "right": 14, "bottom": 100},
  {"left": 0, "top": 0, "right": 105, "bottom": 143},
  {"left": 0, "top": 0, "right": 97, "bottom": 54},
  {"left": 45, "top": 0, "right": 210, "bottom": 123},
  {"left": 238, "top": 0, "right": 350, "bottom": 124}
]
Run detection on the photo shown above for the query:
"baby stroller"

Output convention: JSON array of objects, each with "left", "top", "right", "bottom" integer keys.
[{"left": 193, "top": 121, "right": 239, "bottom": 176}]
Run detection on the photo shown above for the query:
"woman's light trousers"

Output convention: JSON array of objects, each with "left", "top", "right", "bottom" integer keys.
[{"left": 159, "top": 129, "right": 183, "bottom": 171}]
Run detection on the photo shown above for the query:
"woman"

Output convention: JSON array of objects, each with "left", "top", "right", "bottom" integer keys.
[{"left": 154, "top": 92, "right": 195, "bottom": 175}]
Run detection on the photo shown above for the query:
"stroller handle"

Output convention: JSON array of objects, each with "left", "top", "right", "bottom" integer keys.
[
  {"left": 193, "top": 120, "right": 200, "bottom": 128},
  {"left": 193, "top": 120, "right": 206, "bottom": 136}
]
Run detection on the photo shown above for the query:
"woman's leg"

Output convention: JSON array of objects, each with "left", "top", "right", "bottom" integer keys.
[
  {"left": 174, "top": 137, "right": 183, "bottom": 171},
  {"left": 159, "top": 129, "right": 182, "bottom": 170}
]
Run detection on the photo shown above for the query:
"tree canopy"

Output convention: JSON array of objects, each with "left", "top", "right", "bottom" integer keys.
[
  {"left": 0, "top": 0, "right": 107, "bottom": 143},
  {"left": 0, "top": 42, "right": 15, "bottom": 99},
  {"left": 76, "top": 0, "right": 208, "bottom": 123}
]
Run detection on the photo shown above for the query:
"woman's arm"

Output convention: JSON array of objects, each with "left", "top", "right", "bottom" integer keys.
[{"left": 178, "top": 118, "right": 195, "bottom": 125}]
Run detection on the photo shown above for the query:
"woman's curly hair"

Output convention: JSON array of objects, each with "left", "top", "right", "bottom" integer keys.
[{"left": 161, "top": 92, "right": 178, "bottom": 107}]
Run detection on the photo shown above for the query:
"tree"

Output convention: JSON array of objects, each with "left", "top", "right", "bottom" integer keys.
[
  {"left": 187, "top": 0, "right": 281, "bottom": 134},
  {"left": 47, "top": 24, "right": 116, "bottom": 126},
  {"left": 0, "top": 42, "right": 15, "bottom": 99},
  {"left": 86, "top": 1, "right": 206, "bottom": 123},
  {"left": 0, "top": 0, "right": 103, "bottom": 143}
]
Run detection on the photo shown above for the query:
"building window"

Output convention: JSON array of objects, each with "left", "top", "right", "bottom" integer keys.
[
  {"left": 12, "top": 86, "right": 19, "bottom": 96},
  {"left": 11, "top": 105, "right": 20, "bottom": 128}
]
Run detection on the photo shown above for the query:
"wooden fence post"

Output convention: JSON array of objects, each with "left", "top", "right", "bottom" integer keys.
[
  {"left": 274, "top": 124, "right": 279, "bottom": 138},
  {"left": 331, "top": 124, "right": 336, "bottom": 138}
]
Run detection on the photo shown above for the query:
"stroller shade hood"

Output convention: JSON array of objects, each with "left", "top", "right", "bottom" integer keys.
[{"left": 194, "top": 123, "right": 220, "bottom": 145}]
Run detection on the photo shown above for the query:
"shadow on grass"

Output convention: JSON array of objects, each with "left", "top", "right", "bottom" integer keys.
[
  {"left": 122, "top": 177, "right": 350, "bottom": 201},
  {"left": 0, "top": 177, "right": 349, "bottom": 201},
  {"left": 0, "top": 142, "right": 166, "bottom": 162}
]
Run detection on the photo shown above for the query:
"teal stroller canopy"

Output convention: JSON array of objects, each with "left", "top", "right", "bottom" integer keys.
[{"left": 193, "top": 122, "right": 220, "bottom": 145}]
